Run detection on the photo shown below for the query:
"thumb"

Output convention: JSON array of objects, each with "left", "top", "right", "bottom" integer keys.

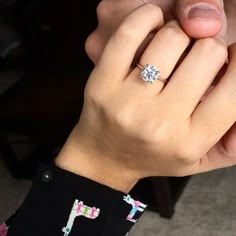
[{"left": 176, "top": 0, "right": 227, "bottom": 39}]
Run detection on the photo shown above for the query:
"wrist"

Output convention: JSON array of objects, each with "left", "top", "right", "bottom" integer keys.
[{"left": 55, "top": 126, "right": 139, "bottom": 193}]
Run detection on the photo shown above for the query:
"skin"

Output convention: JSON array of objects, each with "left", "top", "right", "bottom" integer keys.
[
  {"left": 224, "top": 0, "right": 236, "bottom": 44},
  {"left": 85, "top": 0, "right": 235, "bottom": 64},
  {"left": 55, "top": 2, "right": 236, "bottom": 193}
]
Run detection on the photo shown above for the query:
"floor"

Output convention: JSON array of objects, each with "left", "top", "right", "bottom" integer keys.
[
  {"left": 130, "top": 166, "right": 236, "bottom": 236},
  {"left": 1, "top": 158, "right": 236, "bottom": 236}
]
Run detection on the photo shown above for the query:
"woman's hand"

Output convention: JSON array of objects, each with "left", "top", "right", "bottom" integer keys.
[{"left": 56, "top": 4, "right": 236, "bottom": 193}]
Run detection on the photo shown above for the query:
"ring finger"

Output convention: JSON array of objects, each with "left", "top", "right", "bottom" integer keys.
[{"left": 126, "top": 20, "right": 191, "bottom": 94}]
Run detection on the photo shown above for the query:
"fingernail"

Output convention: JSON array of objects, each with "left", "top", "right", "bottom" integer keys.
[{"left": 188, "top": 3, "right": 220, "bottom": 20}]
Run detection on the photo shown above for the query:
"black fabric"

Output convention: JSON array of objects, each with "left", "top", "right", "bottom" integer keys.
[{"left": 7, "top": 163, "right": 146, "bottom": 236}]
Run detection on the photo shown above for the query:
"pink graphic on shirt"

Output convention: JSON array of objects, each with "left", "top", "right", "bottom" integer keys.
[
  {"left": 123, "top": 195, "right": 147, "bottom": 223},
  {"left": 90, "top": 207, "right": 97, "bottom": 218},
  {"left": 0, "top": 223, "right": 8, "bottom": 236},
  {"left": 62, "top": 200, "right": 100, "bottom": 236},
  {"left": 76, "top": 202, "right": 83, "bottom": 214}
]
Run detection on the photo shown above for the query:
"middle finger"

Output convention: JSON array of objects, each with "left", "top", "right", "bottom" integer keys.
[{"left": 126, "top": 21, "right": 191, "bottom": 94}]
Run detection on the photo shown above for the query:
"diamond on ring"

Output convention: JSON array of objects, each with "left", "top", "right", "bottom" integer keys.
[{"left": 140, "top": 64, "right": 160, "bottom": 84}]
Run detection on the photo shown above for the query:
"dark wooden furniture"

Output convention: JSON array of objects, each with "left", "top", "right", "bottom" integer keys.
[
  {"left": 0, "top": 68, "right": 89, "bottom": 178},
  {"left": 0, "top": 0, "right": 97, "bottom": 177}
]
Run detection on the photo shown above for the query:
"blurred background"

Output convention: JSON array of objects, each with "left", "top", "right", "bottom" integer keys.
[
  {"left": 0, "top": 0, "right": 99, "bottom": 178},
  {"left": 0, "top": 1, "right": 235, "bottom": 235}
]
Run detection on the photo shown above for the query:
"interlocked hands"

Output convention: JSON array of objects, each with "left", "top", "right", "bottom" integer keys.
[{"left": 57, "top": 4, "right": 236, "bottom": 192}]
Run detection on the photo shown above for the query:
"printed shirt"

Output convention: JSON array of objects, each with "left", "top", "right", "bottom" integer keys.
[{"left": 3, "top": 163, "right": 147, "bottom": 236}]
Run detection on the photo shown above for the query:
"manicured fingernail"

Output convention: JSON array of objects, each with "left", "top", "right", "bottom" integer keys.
[{"left": 188, "top": 3, "right": 220, "bottom": 20}]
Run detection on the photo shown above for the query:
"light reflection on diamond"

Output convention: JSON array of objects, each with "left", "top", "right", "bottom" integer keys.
[{"left": 141, "top": 64, "right": 160, "bottom": 84}]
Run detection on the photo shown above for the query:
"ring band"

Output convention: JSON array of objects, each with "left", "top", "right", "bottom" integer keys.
[{"left": 137, "top": 63, "right": 167, "bottom": 84}]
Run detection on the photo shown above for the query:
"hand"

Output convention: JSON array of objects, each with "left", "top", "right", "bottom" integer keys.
[
  {"left": 56, "top": 4, "right": 236, "bottom": 193},
  {"left": 86, "top": 0, "right": 227, "bottom": 64}
]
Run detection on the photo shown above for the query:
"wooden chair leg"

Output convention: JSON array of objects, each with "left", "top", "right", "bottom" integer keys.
[
  {"left": 0, "top": 135, "right": 22, "bottom": 178},
  {"left": 151, "top": 177, "right": 175, "bottom": 219}
]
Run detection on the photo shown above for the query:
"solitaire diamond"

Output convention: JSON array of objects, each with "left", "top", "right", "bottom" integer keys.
[{"left": 141, "top": 64, "right": 160, "bottom": 84}]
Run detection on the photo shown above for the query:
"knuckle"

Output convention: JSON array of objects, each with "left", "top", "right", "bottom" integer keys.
[
  {"left": 111, "top": 3, "right": 163, "bottom": 47},
  {"left": 96, "top": 1, "right": 108, "bottom": 22},
  {"left": 198, "top": 37, "right": 228, "bottom": 59},
  {"left": 84, "top": 84, "right": 98, "bottom": 106},
  {"left": 163, "top": 23, "right": 189, "bottom": 44},
  {"left": 113, "top": 108, "right": 130, "bottom": 127},
  {"left": 214, "top": 40, "right": 228, "bottom": 59},
  {"left": 85, "top": 34, "right": 92, "bottom": 55},
  {"left": 175, "top": 144, "right": 199, "bottom": 165},
  {"left": 144, "top": 2, "right": 163, "bottom": 17},
  {"left": 113, "top": 22, "right": 137, "bottom": 46},
  {"left": 111, "top": 108, "right": 137, "bottom": 135},
  {"left": 85, "top": 33, "right": 99, "bottom": 64},
  {"left": 139, "top": 123, "right": 158, "bottom": 143},
  {"left": 84, "top": 75, "right": 106, "bottom": 106},
  {"left": 114, "top": 113, "right": 158, "bottom": 144}
]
